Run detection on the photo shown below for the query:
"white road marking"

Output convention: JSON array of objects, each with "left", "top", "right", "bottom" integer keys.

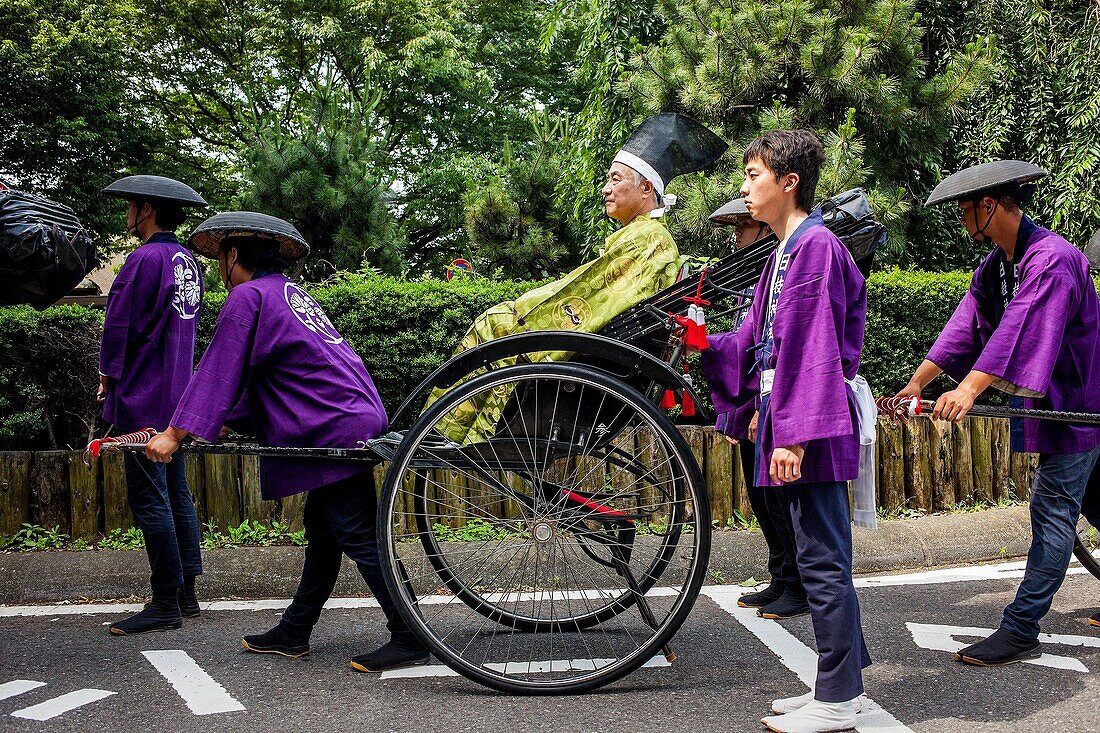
[
  {"left": 906, "top": 622, "right": 1100, "bottom": 673},
  {"left": 703, "top": 586, "right": 916, "bottom": 733},
  {"left": 141, "top": 650, "right": 245, "bottom": 715},
  {"left": 379, "top": 655, "right": 671, "bottom": 679},
  {"left": 0, "top": 680, "right": 46, "bottom": 701},
  {"left": 0, "top": 556, "right": 1094, "bottom": 618},
  {"left": 10, "top": 689, "right": 115, "bottom": 721}
]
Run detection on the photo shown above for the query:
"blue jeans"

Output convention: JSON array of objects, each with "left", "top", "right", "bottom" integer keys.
[
  {"left": 741, "top": 441, "right": 803, "bottom": 596},
  {"left": 124, "top": 452, "right": 203, "bottom": 594},
  {"left": 1001, "top": 446, "right": 1100, "bottom": 640}
]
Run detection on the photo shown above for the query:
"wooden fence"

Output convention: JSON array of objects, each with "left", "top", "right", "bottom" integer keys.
[{"left": 0, "top": 415, "right": 1036, "bottom": 539}]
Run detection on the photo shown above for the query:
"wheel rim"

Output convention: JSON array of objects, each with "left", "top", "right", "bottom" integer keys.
[
  {"left": 380, "top": 364, "right": 709, "bottom": 692},
  {"left": 1074, "top": 513, "right": 1100, "bottom": 579}
]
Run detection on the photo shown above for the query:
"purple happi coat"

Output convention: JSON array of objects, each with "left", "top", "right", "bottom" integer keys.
[
  {"left": 100, "top": 232, "right": 203, "bottom": 432},
  {"left": 702, "top": 213, "right": 867, "bottom": 487},
  {"left": 926, "top": 218, "right": 1100, "bottom": 454},
  {"left": 171, "top": 274, "right": 388, "bottom": 499}
]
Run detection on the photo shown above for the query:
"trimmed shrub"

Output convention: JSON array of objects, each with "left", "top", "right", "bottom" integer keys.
[{"left": 1, "top": 270, "right": 1095, "bottom": 450}]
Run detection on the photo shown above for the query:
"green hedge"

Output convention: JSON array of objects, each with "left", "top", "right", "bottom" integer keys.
[{"left": 2, "top": 270, "right": 1094, "bottom": 450}]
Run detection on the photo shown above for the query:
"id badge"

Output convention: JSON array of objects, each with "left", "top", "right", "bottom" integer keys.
[{"left": 760, "top": 368, "right": 775, "bottom": 397}]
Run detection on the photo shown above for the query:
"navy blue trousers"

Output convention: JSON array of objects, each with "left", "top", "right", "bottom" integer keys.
[
  {"left": 1001, "top": 446, "right": 1100, "bottom": 639},
  {"left": 775, "top": 480, "right": 870, "bottom": 702},
  {"left": 123, "top": 452, "right": 203, "bottom": 594},
  {"left": 281, "top": 471, "right": 418, "bottom": 647},
  {"left": 741, "top": 441, "right": 803, "bottom": 596}
]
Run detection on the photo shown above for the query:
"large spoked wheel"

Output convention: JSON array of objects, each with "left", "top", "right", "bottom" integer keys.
[
  {"left": 1074, "top": 514, "right": 1100, "bottom": 580},
  {"left": 377, "top": 363, "right": 710, "bottom": 694}
]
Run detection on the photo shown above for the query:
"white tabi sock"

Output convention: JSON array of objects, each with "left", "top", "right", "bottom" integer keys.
[{"left": 760, "top": 697, "right": 860, "bottom": 733}]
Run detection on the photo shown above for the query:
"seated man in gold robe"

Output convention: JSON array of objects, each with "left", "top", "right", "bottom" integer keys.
[{"left": 428, "top": 114, "right": 728, "bottom": 442}]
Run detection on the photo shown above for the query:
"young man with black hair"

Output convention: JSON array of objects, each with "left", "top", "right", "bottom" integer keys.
[
  {"left": 98, "top": 175, "right": 208, "bottom": 635},
  {"left": 897, "top": 160, "right": 1100, "bottom": 664},
  {"left": 702, "top": 131, "right": 870, "bottom": 733}
]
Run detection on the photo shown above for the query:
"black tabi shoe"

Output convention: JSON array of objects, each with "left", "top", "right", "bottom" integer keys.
[
  {"left": 178, "top": 584, "right": 200, "bottom": 619},
  {"left": 1088, "top": 611, "right": 1100, "bottom": 629},
  {"left": 109, "top": 597, "right": 182, "bottom": 635},
  {"left": 758, "top": 593, "right": 811, "bottom": 620},
  {"left": 956, "top": 628, "right": 1041, "bottom": 666},
  {"left": 737, "top": 583, "right": 785, "bottom": 608},
  {"left": 241, "top": 625, "right": 310, "bottom": 658},
  {"left": 350, "top": 641, "right": 430, "bottom": 673}
]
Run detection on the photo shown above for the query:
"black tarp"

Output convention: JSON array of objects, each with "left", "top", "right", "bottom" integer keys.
[{"left": 0, "top": 188, "right": 98, "bottom": 309}]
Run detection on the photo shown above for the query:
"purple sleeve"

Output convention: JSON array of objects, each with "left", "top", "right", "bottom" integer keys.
[
  {"left": 701, "top": 261, "right": 767, "bottom": 421},
  {"left": 171, "top": 291, "right": 259, "bottom": 442},
  {"left": 971, "top": 251, "right": 1079, "bottom": 397},
  {"left": 767, "top": 235, "right": 861, "bottom": 449},
  {"left": 98, "top": 253, "right": 154, "bottom": 379},
  {"left": 925, "top": 263, "right": 994, "bottom": 384}
]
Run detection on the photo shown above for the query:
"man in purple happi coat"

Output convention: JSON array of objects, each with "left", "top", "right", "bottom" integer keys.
[
  {"left": 708, "top": 198, "right": 809, "bottom": 620},
  {"left": 897, "top": 160, "right": 1100, "bottom": 663},
  {"left": 145, "top": 211, "right": 429, "bottom": 672},
  {"left": 701, "top": 131, "right": 870, "bottom": 733},
  {"left": 99, "top": 175, "right": 207, "bottom": 635}
]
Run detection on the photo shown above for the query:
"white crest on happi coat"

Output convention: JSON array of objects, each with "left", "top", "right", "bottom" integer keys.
[
  {"left": 283, "top": 281, "right": 343, "bottom": 345},
  {"left": 171, "top": 251, "right": 202, "bottom": 320}
]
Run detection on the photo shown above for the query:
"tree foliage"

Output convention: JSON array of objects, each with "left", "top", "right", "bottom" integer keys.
[{"left": 620, "top": 0, "right": 997, "bottom": 263}]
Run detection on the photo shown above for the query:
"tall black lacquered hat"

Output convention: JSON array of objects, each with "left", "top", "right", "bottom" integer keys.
[
  {"left": 924, "top": 160, "right": 1048, "bottom": 207},
  {"left": 1086, "top": 228, "right": 1100, "bottom": 272},
  {"left": 187, "top": 211, "right": 309, "bottom": 262},
  {"left": 101, "top": 175, "right": 208, "bottom": 207},
  {"left": 709, "top": 197, "right": 750, "bottom": 225},
  {"left": 613, "top": 113, "right": 728, "bottom": 200}
]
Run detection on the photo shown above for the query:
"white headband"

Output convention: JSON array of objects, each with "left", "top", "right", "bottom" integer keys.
[{"left": 612, "top": 150, "right": 665, "bottom": 197}]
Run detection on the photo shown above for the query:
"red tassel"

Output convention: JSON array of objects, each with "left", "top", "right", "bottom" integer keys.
[
  {"left": 660, "top": 389, "right": 678, "bottom": 409},
  {"left": 686, "top": 321, "right": 709, "bottom": 351},
  {"left": 681, "top": 390, "right": 696, "bottom": 417}
]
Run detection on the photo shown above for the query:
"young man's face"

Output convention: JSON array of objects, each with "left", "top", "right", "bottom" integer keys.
[
  {"left": 957, "top": 197, "right": 997, "bottom": 241},
  {"left": 603, "top": 162, "right": 654, "bottom": 225},
  {"left": 740, "top": 158, "right": 797, "bottom": 226}
]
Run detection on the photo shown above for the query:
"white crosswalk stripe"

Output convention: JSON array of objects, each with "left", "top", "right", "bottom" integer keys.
[
  {"left": 0, "top": 680, "right": 46, "bottom": 701},
  {"left": 10, "top": 689, "right": 115, "bottom": 721},
  {"left": 142, "top": 650, "right": 245, "bottom": 715}
]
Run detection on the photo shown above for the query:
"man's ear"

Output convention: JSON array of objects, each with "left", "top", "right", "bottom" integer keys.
[{"left": 783, "top": 172, "right": 801, "bottom": 194}]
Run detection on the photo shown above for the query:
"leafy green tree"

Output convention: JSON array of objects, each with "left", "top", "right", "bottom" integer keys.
[
  {"left": 0, "top": 0, "right": 161, "bottom": 238},
  {"left": 464, "top": 116, "right": 585, "bottom": 278},
  {"left": 620, "top": 0, "right": 997, "bottom": 264},
  {"left": 238, "top": 83, "right": 405, "bottom": 279},
  {"left": 943, "top": 0, "right": 1100, "bottom": 255}
]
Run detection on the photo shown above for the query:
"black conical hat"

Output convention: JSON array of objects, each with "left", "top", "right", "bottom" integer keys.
[
  {"left": 925, "top": 160, "right": 1048, "bottom": 207},
  {"left": 1086, "top": 228, "right": 1100, "bottom": 272},
  {"left": 709, "top": 197, "right": 750, "bottom": 225},
  {"left": 613, "top": 113, "right": 728, "bottom": 197},
  {"left": 101, "top": 175, "right": 208, "bottom": 207},
  {"left": 187, "top": 211, "right": 309, "bottom": 261}
]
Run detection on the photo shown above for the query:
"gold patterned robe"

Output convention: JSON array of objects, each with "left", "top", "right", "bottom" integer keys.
[{"left": 426, "top": 213, "right": 683, "bottom": 443}]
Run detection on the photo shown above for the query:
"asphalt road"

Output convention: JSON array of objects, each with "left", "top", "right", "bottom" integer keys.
[{"left": 1, "top": 560, "right": 1098, "bottom": 733}]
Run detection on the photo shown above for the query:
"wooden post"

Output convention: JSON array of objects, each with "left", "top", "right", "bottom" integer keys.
[
  {"left": 240, "top": 454, "right": 278, "bottom": 524},
  {"left": 903, "top": 418, "right": 932, "bottom": 512},
  {"left": 928, "top": 418, "right": 955, "bottom": 512},
  {"left": 970, "top": 417, "right": 994, "bottom": 504},
  {"left": 280, "top": 491, "right": 306, "bottom": 533},
  {"left": 683, "top": 426, "right": 705, "bottom": 526},
  {"left": 183, "top": 454, "right": 206, "bottom": 525},
  {"left": 705, "top": 429, "right": 733, "bottom": 528},
  {"left": 1010, "top": 452, "right": 1037, "bottom": 501},
  {"left": 878, "top": 418, "right": 906, "bottom": 514},
  {"left": 952, "top": 418, "right": 975, "bottom": 505},
  {"left": 30, "top": 451, "right": 70, "bottom": 534},
  {"left": 990, "top": 419, "right": 1012, "bottom": 501},
  {"left": 101, "top": 451, "right": 134, "bottom": 531},
  {"left": 67, "top": 452, "right": 100, "bottom": 541},
  {"left": 0, "top": 451, "right": 32, "bottom": 535},
  {"left": 203, "top": 454, "right": 243, "bottom": 530}
]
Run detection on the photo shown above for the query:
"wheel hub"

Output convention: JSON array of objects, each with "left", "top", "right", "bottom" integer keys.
[{"left": 531, "top": 520, "right": 555, "bottom": 543}]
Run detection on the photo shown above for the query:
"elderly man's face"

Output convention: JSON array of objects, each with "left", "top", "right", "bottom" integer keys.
[{"left": 602, "top": 162, "right": 655, "bottom": 225}]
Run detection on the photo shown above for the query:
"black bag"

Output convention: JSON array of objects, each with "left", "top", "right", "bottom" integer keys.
[
  {"left": 0, "top": 188, "right": 98, "bottom": 309},
  {"left": 819, "top": 188, "right": 889, "bottom": 277}
]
